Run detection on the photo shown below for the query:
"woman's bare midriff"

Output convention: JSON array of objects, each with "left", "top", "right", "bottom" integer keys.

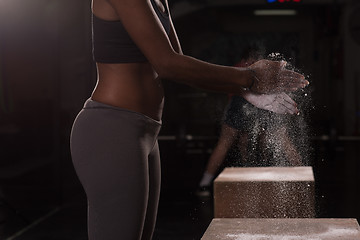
[{"left": 91, "top": 62, "right": 164, "bottom": 121}]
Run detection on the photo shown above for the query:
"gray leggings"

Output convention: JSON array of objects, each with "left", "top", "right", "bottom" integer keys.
[{"left": 70, "top": 98, "right": 162, "bottom": 240}]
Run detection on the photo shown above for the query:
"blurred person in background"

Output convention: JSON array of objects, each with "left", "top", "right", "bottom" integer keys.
[{"left": 197, "top": 47, "right": 302, "bottom": 196}]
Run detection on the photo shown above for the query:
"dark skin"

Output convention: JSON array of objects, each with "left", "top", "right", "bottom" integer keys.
[{"left": 91, "top": 0, "right": 308, "bottom": 121}]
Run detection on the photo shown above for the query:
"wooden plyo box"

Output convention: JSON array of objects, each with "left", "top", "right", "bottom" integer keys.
[
  {"left": 214, "top": 167, "right": 315, "bottom": 218},
  {"left": 201, "top": 218, "right": 360, "bottom": 240}
]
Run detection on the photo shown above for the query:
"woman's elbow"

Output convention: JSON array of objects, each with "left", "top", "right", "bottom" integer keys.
[{"left": 153, "top": 52, "right": 180, "bottom": 80}]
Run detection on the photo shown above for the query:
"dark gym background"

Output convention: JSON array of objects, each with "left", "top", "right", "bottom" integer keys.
[{"left": 0, "top": 0, "right": 359, "bottom": 239}]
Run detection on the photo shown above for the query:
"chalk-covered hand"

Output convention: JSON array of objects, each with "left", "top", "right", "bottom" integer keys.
[
  {"left": 242, "top": 91, "right": 299, "bottom": 115},
  {"left": 248, "top": 59, "right": 308, "bottom": 94}
]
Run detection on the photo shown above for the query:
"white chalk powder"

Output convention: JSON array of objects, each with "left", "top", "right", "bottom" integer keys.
[{"left": 225, "top": 227, "right": 360, "bottom": 240}]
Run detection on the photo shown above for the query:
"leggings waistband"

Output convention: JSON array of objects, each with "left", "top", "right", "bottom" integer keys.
[{"left": 83, "top": 98, "right": 162, "bottom": 126}]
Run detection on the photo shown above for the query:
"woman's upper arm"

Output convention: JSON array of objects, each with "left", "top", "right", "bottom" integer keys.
[{"left": 106, "top": 0, "right": 178, "bottom": 74}]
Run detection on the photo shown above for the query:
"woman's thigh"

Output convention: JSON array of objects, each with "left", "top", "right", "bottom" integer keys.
[
  {"left": 141, "top": 141, "right": 161, "bottom": 240},
  {"left": 71, "top": 109, "right": 155, "bottom": 240}
]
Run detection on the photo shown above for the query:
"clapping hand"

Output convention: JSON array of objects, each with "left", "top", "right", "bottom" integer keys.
[
  {"left": 242, "top": 91, "right": 299, "bottom": 115},
  {"left": 248, "top": 59, "right": 309, "bottom": 94}
]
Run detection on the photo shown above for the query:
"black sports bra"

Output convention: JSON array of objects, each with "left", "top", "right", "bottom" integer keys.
[{"left": 92, "top": 0, "right": 171, "bottom": 63}]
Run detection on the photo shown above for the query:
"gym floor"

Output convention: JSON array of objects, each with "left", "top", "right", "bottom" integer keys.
[{"left": 1, "top": 188, "right": 213, "bottom": 240}]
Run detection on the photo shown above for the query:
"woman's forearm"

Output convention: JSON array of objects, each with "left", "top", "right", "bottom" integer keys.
[{"left": 159, "top": 53, "right": 254, "bottom": 94}]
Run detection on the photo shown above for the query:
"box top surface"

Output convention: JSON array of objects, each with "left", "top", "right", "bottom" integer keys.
[
  {"left": 202, "top": 218, "right": 360, "bottom": 240},
  {"left": 214, "top": 167, "right": 314, "bottom": 182}
]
